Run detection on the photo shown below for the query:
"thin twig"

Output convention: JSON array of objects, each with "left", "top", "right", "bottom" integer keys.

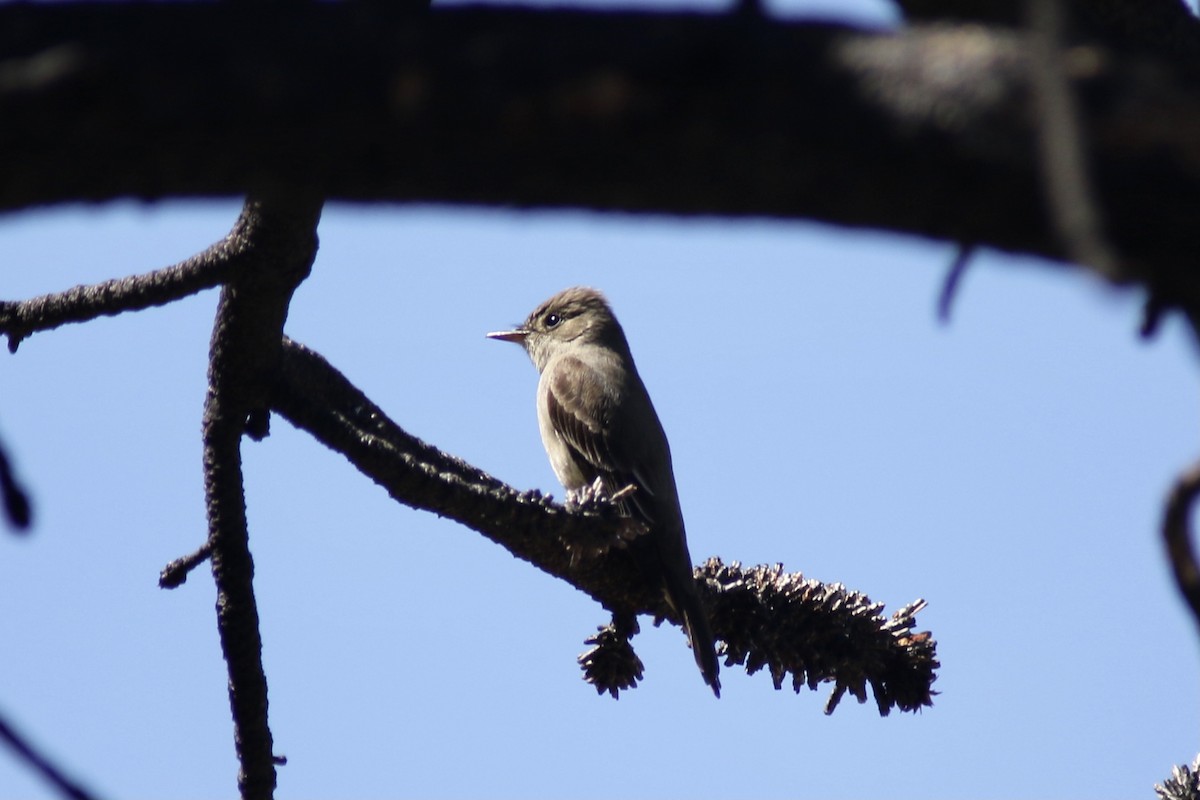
[
  {"left": 1163, "top": 459, "right": 1200, "bottom": 630},
  {"left": 1141, "top": 292, "right": 1171, "bottom": 340},
  {"left": 0, "top": 438, "right": 31, "bottom": 531},
  {"left": 158, "top": 542, "right": 211, "bottom": 588},
  {"left": 937, "top": 243, "right": 974, "bottom": 323},
  {"left": 0, "top": 708, "right": 101, "bottom": 800},
  {"left": 0, "top": 237, "right": 243, "bottom": 352}
]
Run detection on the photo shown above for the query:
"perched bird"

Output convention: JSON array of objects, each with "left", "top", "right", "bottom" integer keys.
[{"left": 487, "top": 287, "right": 720, "bottom": 696}]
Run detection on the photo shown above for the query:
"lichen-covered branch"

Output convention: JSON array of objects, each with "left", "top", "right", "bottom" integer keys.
[
  {"left": 0, "top": 191, "right": 938, "bottom": 709},
  {"left": 270, "top": 337, "right": 938, "bottom": 709},
  {"left": 158, "top": 542, "right": 211, "bottom": 589}
]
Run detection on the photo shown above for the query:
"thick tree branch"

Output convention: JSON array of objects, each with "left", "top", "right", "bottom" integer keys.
[
  {"left": 202, "top": 195, "right": 322, "bottom": 800},
  {"left": 5, "top": 5, "right": 1200, "bottom": 314},
  {"left": 272, "top": 337, "right": 654, "bottom": 612},
  {"left": 270, "top": 337, "right": 937, "bottom": 710}
]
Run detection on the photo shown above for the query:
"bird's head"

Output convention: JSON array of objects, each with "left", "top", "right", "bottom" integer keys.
[{"left": 486, "top": 286, "right": 629, "bottom": 371}]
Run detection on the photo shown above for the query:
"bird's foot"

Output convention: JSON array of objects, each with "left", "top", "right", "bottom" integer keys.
[
  {"left": 565, "top": 477, "right": 635, "bottom": 513},
  {"left": 561, "top": 479, "right": 644, "bottom": 561},
  {"left": 565, "top": 476, "right": 608, "bottom": 511}
]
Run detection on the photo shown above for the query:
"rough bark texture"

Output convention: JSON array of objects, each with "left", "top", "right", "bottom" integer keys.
[
  {"left": 201, "top": 196, "right": 323, "bottom": 800},
  {"left": 4, "top": 3, "right": 1200, "bottom": 317}
]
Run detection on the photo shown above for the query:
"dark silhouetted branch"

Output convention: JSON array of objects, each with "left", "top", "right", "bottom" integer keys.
[
  {"left": 158, "top": 542, "right": 211, "bottom": 588},
  {"left": 6, "top": 4, "right": 1200, "bottom": 316},
  {"left": 0, "top": 236, "right": 238, "bottom": 352},
  {"left": 0, "top": 438, "right": 31, "bottom": 531},
  {"left": 202, "top": 195, "right": 322, "bottom": 800},
  {"left": 270, "top": 337, "right": 937, "bottom": 709},
  {"left": 271, "top": 337, "right": 650, "bottom": 608},
  {"left": 936, "top": 244, "right": 974, "bottom": 323},
  {"left": 1164, "top": 459, "right": 1200, "bottom": 631},
  {"left": 0, "top": 708, "right": 101, "bottom": 800}
]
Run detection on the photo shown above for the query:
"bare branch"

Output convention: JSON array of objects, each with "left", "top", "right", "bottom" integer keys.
[
  {"left": 270, "top": 338, "right": 938, "bottom": 708},
  {"left": 158, "top": 542, "right": 211, "bottom": 589},
  {"left": 0, "top": 233, "right": 241, "bottom": 352},
  {"left": 1163, "top": 459, "right": 1200, "bottom": 630},
  {"left": 0, "top": 436, "right": 31, "bottom": 531},
  {"left": 271, "top": 337, "right": 651, "bottom": 612},
  {"left": 203, "top": 195, "right": 322, "bottom": 800},
  {"left": 0, "top": 708, "right": 101, "bottom": 800}
]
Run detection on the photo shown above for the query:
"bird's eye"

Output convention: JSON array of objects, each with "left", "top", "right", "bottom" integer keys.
[{"left": 545, "top": 313, "right": 561, "bottom": 328}]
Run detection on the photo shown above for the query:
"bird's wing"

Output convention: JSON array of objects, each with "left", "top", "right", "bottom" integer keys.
[{"left": 545, "top": 355, "right": 656, "bottom": 523}]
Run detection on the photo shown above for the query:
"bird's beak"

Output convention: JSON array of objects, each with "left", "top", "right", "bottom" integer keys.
[{"left": 485, "top": 328, "right": 528, "bottom": 344}]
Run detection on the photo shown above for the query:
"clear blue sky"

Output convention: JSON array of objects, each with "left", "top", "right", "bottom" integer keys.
[{"left": 3, "top": 1, "right": 1199, "bottom": 798}]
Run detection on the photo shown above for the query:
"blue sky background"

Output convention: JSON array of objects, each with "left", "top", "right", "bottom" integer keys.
[{"left": 3, "top": 1, "right": 1200, "bottom": 798}]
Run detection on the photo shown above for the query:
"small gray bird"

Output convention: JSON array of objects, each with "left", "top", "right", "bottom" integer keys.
[{"left": 487, "top": 287, "right": 720, "bottom": 696}]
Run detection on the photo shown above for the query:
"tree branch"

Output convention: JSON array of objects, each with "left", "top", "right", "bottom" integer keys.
[
  {"left": 0, "top": 707, "right": 100, "bottom": 800},
  {"left": 5, "top": 4, "right": 1200, "bottom": 314},
  {"left": 270, "top": 337, "right": 938, "bottom": 711},
  {"left": 158, "top": 542, "right": 211, "bottom": 589},
  {"left": 1163, "top": 459, "right": 1200, "bottom": 631},
  {"left": 271, "top": 337, "right": 654, "bottom": 612},
  {"left": 202, "top": 195, "right": 322, "bottom": 800},
  {"left": 0, "top": 224, "right": 250, "bottom": 352},
  {"left": 0, "top": 436, "right": 31, "bottom": 532}
]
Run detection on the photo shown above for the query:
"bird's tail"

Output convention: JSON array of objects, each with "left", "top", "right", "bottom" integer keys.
[{"left": 666, "top": 569, "right": 722, "bottom": 698}]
